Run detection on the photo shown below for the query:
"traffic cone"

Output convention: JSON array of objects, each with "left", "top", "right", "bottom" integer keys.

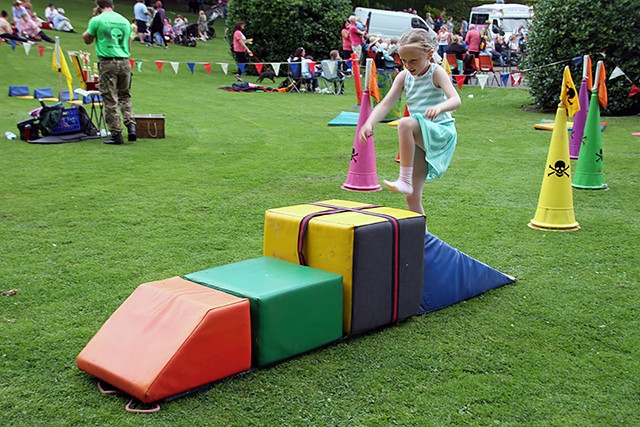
[
  {"left": 528, "top": 102, "right": 580, "bottom": 231},
  {"left": 342, "top": 89, "right": 382, "bottom": 192},
  {"left": 572, "top": 91, "right": 608, "bottom": 190},
  {"left": 569, "top": 78, "right": 589, "bottom": 159}
]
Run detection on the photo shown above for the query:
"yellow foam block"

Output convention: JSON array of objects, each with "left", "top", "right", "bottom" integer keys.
[{"left": 264, "top": 199, "right": 425, "bottom": 335}]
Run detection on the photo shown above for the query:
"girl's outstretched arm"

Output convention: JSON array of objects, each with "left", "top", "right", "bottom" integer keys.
[{"left": 358, "top": 70, "right": 407, "bottom": 143}]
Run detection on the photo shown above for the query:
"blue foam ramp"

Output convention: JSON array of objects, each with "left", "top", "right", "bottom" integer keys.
[
  {"left": 34, "top": 88, "right": 55, "bottom": 99},
  {"left": 328, "top": 111, "right": 359, "bottom": 126},
  {"left": 420, "top": 232, "right": 516, "bottom": 314},
  {"left": 9, "top": 85, "right": 30, "bottom": 97}
]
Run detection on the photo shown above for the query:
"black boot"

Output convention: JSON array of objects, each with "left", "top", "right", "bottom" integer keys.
[
  {"left": 127, "top": 122, "right": 137, "bottom": 142},
  {"left": 104, "top": 131, "right": 124, "bottom": 145}
]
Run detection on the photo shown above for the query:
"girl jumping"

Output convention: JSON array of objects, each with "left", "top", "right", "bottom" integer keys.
[{"left": 359, "top": 28, "right": 461, "bottom": 215}]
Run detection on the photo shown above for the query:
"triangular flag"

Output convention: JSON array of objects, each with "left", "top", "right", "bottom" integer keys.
[
  {"left": 38, "top": 45, "right": 45, "bottom": 56},
  {"left": 255, "top": 62, "right": 263, "bottom": 74},
  {"left": 51, "top": 37, "right": 73, "bottom": 96},
  {"left": 511, "top": 71, "right": 522, "bottom": 86},
  {"left": 217, "top": 62, "right": 226, "bottom": 75},
  {"left": 10, "top": 39, "right": 16, "bottom": 50},
  {"left": 628, "top": 84, "right": 640, "bottom": 98},
  {"left": 477, "top": 73, "right": 488, "bottom": 89},
  {"left": 597, "top": 62, "right": 607, "bottom": 108},
  {"left": 238, "top": 63, "right": 245, "bottom": 74},
  {"left": 23, "top": 42, "right": 31, "bottom": 55},
  {"left": 170, "top": 61, "right": 179, "bottom": 74},
  {"left": 187, "top": 62, "right": 195, "bottom": 74},
  {"left": 155, "top": 61, "right": 164, "bottom": 73},
  {"left": 271, "top": 62, "right": 280, "bottom": 76},
  {"left": 585, "top": 56, "right": 593, "bottom": 91},
  {"left": 443, "top": 57, "right": 450, "bottom": 75},
  {"left": 572, "top": 56, "right": 582, "bottom": 69},
  {"left": 368, "top": 62, "right": 380, "bottom": 102},
  {"left": 561, "top": 66, "right": 580, "bottom": 119},
  {"left": 137, "top": 61, "right": 143, "bottom": 72},
  {"left": 454, "top": 75, "right": 466, "bottom": 89},
  {"left": 419, "top": 232, "right": 515, "bottom": 314},
  {"left": 609, "top": 66, "right": 624, "bottom": 80},
  {"left": 501, "top": 73, "right": 510, "bottom": 86},
  {"left": 308, "top": 61, "right": 316, "bottom": 75},
  {"left": 129, "top": 58, "right": 134, "bottom": 69},
  {"left": 204, "top": 62, "right": 211, "bottom": 74}
]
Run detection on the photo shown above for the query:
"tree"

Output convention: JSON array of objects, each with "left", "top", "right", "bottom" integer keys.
[
  {"left": 521, "top": 0, "right": 640, "bottom": 115},
  {"left": 227, "top": 0, "right": 353, "bottom": 68}
]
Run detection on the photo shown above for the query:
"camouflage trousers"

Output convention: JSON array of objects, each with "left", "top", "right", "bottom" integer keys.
[{"left": 98, "top": 58, "right": 134, "bottom": 134}]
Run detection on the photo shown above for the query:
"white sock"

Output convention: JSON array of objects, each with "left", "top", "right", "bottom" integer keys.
[{"left": 384, "top": 166, "right": 413, "bottom": 195}]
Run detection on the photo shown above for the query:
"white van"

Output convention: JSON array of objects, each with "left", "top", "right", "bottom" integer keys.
[
  {"left": 469, "top": 3, "right": 533, "bottom": 41},
  {"left": 354, "top": 7, "right": 437, "bottom": 41}
]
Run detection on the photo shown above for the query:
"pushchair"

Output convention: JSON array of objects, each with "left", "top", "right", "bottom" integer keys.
[{"left": 175, "top": 23, "right": 198, "bottom": 47}]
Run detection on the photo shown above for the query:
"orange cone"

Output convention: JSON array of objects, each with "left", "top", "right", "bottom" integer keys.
[
  {"left": 342, "top": 89, "right": 382, "bottom": 192},
  {"left": 528, "top": 102, "right": 580, "bottom": 231}
]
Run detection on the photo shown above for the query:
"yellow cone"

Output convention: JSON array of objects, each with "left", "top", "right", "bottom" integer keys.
[{"left": 528, "top": 103, "right": 580, "bottom": 231}]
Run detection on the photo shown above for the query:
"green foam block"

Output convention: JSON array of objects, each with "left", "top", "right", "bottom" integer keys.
[{"left": 185, "top": 257, "right": 343, "bottom": 367}]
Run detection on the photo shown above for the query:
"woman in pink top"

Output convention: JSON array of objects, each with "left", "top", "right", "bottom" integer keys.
[
  {"left": 232, "top": 20, "right": 252, "bottom": 81},
  {"left": 233, "top": 21, "right": 253, "bottom": 82},
  {"left": 348, "top": 15, "right": 364, "bottom": 61}
]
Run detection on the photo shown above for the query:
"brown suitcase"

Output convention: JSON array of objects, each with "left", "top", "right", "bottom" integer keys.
[{"left": 134, "top": 114, "right": 165, "bottom": 138}]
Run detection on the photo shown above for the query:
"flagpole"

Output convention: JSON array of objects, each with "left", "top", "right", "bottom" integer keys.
[
  {"left": 582, "top": 55, "right": 588, "bottom": 79},
  {"left": 592, "top": 60, "right": 602, "bottom": 92},
  {"left": 55, "top": 36, "right": 62, "bottom": 102}
]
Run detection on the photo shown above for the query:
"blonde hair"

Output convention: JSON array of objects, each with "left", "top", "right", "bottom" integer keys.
[{"left": 399, "top": 29, "right": 437, "bottom": 61}]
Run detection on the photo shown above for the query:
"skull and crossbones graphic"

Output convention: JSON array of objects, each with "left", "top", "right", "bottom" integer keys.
[{"left": 548, "top": 160, "right": 570, "bottom": 177}]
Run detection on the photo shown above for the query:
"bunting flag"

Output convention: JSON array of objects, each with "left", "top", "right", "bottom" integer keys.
[
  {"left": 271, "top": 62, "right": 280, "bottom": 76},
  {"left": 253, "top": 62, "right": 262, "bottom": 74},
  {"left": 326, "top": 60, "right": 336, "bottom": 77},
  {"left": 289, "top": 62, "right": 299, "bottom": 77},
  {"left": 38, "top": 45, "right": 45, "bottom": 56},
  {"left": 629, "top": 84, "right": 640, "bottom": 98},
  {"left": 585, "top": 56, "right": 593, "bottom": 90},
  {"left": 561, "top": 66, "right": 580, "bottom": 119},
  {"left": 137, "top": 61, "right": 143, "bottom": 72},
  {"left": 129, "top": 58, "right": 134, "bottom": 69},
  {"left": 572, "top": 56, "right": 582, "bottom": 69},
  {"left": 443, "top": 56, "right": 450, "bottom": 75},
  {"left": 308, "top": 61, "right": 316, "bottom": 75},
  {"left": 187, "top": 62, "right": 195, "bottom": 74},
  {"left": 52, "top": 37, "right": 73, "bottom": 97},
  {"left": 609, "top": 66, "right": 625, "bottom": 80},
  {"left": 511, "top": 71, "right": 522, "bottom": 86},
  {"left": 204, "top": 62, "right": 211, "bottom": 74},
  {"left": 368, "top": 62, "right": 380, "bottom": 102},
  {"left": 238, "top": 63, "right": 245, "bottom": 74},
  {"left": 454, "top": 75, "right": 466, "bottom": 89},
  {"left": 477, "top": 74, "right": 488, "bottom": 89},
  {"left": 597, "top": 62, "right": 607, "bottom": 108},
  {"left": 10, "top": 39, "right": 16, "bottom": 50},
  {"left": 23, "top": 43, "right": 32, "bottom": 55},
  {"left": 170, "top": 61, "right": 179, "bottom": 74},
  {"left": 155, "top": 61, "right": 164, "bottom": 73},
  {"left": 501, "top": 73, "right": 510, "bottom": 87}
]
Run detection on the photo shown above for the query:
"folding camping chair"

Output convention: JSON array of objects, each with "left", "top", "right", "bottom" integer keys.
[
  {"left": 319, "top": 60, "right": 345, "bottom": 95},
  {"left": 446, "top": 53, "right": 463, "bottom": 75},
  {"left": 288, "top": 60, "right": 313, "bottom": 93},
  {"left": 478, "top": 55, "right": 501, "bottom": 86}
]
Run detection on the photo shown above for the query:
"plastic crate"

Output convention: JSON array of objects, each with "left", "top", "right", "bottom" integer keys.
[{"left": 51, "top": 108, "right": 81, "bottom": 135}]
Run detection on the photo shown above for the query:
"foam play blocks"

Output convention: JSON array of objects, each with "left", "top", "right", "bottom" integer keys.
[
  {"left": 420, "top": 232, "right": 516, "bottom": 313},
  {"left": 33, "top": 87, "right": 57, "bottom": 101},
  {"left": 8, "top": 85, "right": 31, "bottom": 98},
  {"left": 76, "top": 277, "right": 252, "bottom": 403},
  {"left": 263, "top": 200, "right": 425, "bottom": 335},
  {"left": 185, "top": 257, "right": 343, "bottom": 367}
]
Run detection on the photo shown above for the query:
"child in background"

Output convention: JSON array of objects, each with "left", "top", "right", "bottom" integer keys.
[{"left": 358, "top": 28, "right": 461, "bottom": 215}]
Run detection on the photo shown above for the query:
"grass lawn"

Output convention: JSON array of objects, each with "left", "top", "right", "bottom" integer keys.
[{"left": 1, "top": 1, "right": 639, "bottom": 425}]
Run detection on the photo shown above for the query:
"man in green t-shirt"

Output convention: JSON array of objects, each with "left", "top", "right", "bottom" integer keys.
[{"left": 83, "top": 0, "right": 136, "bottom": 144}]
